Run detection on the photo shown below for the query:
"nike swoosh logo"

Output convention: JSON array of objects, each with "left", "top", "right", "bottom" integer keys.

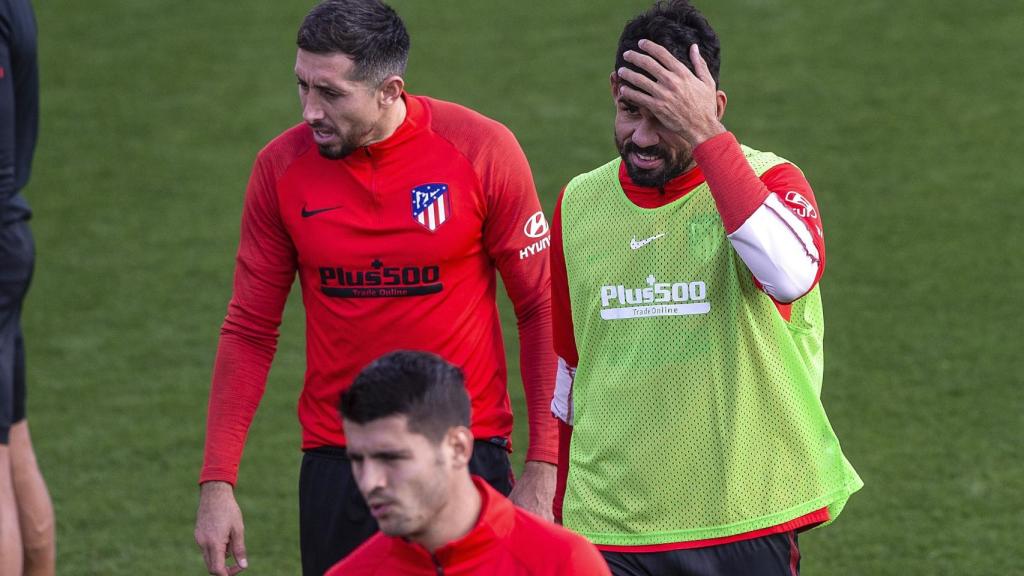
[
  {"left": 302, "top": 204, "right": 343, "bottom": 218},
  {"left": 630, "top": 233, "right": 665, "bottom": 250}
]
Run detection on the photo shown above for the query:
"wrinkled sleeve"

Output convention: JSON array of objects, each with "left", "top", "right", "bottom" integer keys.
[
  {"left": 479, "top": 125, "right": 558, "bottom": 464},
  {"left": 694, "top": 132, "right": 825, "bottom": 303},
  {"left": 200, "top": 152, "right": 297, "bottom": 485}
]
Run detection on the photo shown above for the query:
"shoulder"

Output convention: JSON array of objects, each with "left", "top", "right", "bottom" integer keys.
[
  {"left": 253, "top": 122, "right": 317, "bottom": 174},
  {"left": 562, "top": 157, "right": 621, "bottom": 206},
  {"left": 421, "top": 96, "right": 512, "bottom": 138},
  {"left": 418, "top": 95, "right": 520, "bottom": 161},
  {"left": 507, "top": 508, "right": 604, "bottom": 570},
  {"left": 738, "top": 143, "right": 802, "bottom": 176},
  {"left": 325, "top": 533, "right": 393, "bottom": 576}
]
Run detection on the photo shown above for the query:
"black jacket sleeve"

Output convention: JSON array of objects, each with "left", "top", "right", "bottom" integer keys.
[{"left": 0, "top": 8, "right": 16, "bottom": 213}]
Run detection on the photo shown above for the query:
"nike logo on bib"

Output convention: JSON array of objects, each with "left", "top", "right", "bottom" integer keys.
[{"left": 630, "top": 233, "right": 665, "bottom": 250}]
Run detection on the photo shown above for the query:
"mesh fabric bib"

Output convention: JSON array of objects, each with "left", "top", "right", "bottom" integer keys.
[{"left": 561, "top": 148, "right": 862, "bottom": 546}]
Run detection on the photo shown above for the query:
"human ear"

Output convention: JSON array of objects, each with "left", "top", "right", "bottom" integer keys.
[
  {"left": 715, "top": 90, "right": 728, "bottom": 120},
  {"left": 447, "top": 427, "right": 475, "bottom": 469},
  {"left": 379, "top": 75, "right": 405, "bottom": 105}
]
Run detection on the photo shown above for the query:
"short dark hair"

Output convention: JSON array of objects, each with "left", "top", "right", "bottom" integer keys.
[
  {"left": 615, "top": 0, "right": 721, "bottom": 88},
  {"left": 340, "top": 351, "right": 471, "bottom": 442},
  {"left": 297, "top": 0, "right": 410, "bottom": 85}
]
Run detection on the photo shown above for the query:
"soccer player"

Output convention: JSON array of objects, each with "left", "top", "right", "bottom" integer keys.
[
  {"left": 193, "top": 1, "right": 557, "bottom": 575},
  {"left": 1, "top": 1, "right": 57, "bottom": 574},
  {"left": 550, "top": 1, "right": 863, "bottom": 574},
  {"left": 327, "top": 351, "right": 610, "bottom": 576}
]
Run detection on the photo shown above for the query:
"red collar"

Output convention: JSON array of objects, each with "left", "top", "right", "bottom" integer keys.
[
  {"left": 361, "top": 92, "right": 427, "bottom": 156},
  {"left": 388, "top": 477, "right": 514, "bottom": 569},
  {"left": 618, "top": 159, "right": 707, "bottom": 207}
]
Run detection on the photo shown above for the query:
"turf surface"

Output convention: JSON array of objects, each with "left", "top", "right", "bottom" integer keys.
[{"left": 21, "top": 0, "right": 1021, "bottom": 573}]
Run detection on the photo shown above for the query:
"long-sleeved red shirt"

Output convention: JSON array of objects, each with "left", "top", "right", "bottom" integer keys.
[
  {"left": 201, "top": 94, "right": 557, "bottom": 485},
  {"left": 326, "top": 477, "right": 611, "bottom": 576}
]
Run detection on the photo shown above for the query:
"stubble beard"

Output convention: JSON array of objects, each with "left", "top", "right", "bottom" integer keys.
[
  {"left": 618, "top": 138, "right": 690, "bottom": 188},
  {"left": 313, "top": 120, "right": 374, "bottom": 160},
  {"left": 317, "top": 143, "right": 356, "bottom": 160},
  {"left": 378, "top": 459, "right": 450, "bottom": 540}
]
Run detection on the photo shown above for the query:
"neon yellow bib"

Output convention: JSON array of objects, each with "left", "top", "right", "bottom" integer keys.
[{"left": 561, "top": 149, "right": 862, "bottom": 546}]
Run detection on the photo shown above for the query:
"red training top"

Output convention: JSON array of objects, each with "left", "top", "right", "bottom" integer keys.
[
  {"left": 201, "top": 94, "right": 557, "bottom": 485},
  {"left": 326, "top": 477, "right": 611, "bottom": 576}
]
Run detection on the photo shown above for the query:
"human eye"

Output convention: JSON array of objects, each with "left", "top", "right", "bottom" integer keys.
[{"left": 320, "top": 88, "right": 342, "bottom": 101}]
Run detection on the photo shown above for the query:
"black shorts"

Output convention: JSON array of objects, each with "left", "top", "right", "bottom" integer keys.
[
  {"left": 0, "top": 220, "right": 34, "bottom": 445},
  {"left": 601, "top": 531, "right": 801, "bottom": 576},
  {"left": 298, "top": 437, "right": 513, "bottom": 576}
]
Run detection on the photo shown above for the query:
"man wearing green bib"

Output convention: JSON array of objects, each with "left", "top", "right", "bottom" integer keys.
[{"left": 549, "top": 1, "right": 862, "bottom": 574}]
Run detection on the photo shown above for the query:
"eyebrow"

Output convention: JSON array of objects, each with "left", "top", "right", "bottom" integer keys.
[
  {"left": 295, "top": 74, "right": 346, "bottom": 92},
  {"left": 350, "top": 447, "right": 413, "bottom": 458}
]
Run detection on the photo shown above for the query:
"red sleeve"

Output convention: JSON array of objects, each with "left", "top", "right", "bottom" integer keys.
[
  {"left": 759, "top": 163, "right": 826, "bottom": 285},
  {"left": 476, "top": 124, "right": 558, "bottom": 464},
  {"left": 693, "top": 131, "right": 826, "bottom": 294},
  {"left": 200, "top": 150, "right": 298, "bottom": 485},
  {"left": 550, "top": 188, "right": 579, "bottom": 368}
]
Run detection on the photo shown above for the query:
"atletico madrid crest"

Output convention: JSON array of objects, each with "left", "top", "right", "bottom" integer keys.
[{"left": 411, "top": 183, "right": 451, "bottom": 231}]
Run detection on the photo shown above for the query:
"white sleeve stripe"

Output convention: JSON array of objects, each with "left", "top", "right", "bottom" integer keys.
[
  {"left": 550, "top": 356, "right": 575, "bottom": 425},
  {"left": 727, "top": 193, "right": 820, "bottom": 303}
]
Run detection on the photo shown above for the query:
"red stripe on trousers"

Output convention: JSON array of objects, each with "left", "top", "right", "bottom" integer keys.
[{"left": 789, "top": 531, "right": 801, "bottom": 576}]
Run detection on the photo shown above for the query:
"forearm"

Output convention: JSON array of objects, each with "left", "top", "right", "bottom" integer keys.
[
  {"left": 517, "top": 297, "right": 559, "bottom": 464},
  {"left": 199, "top": 326, "right": 277, "bottom": 485},
  {"left": 200, "top": 155, "right": 294, "bottom": 484}
]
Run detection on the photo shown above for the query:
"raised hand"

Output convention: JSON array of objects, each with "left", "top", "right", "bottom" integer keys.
[{"left": 616, "top": 40, "right": 725, "bottom": 147}]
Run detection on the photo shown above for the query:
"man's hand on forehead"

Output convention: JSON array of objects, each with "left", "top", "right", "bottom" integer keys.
[{"left": 616, "top": 40, "right": 725, "bottom": 147}]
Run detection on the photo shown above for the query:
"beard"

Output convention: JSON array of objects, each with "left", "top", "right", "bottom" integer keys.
[
  {"left": 370, "top": 457, "right": 450, "bottom": 539},
  {"left": 315, "top": 131, "right": 360, "bottom": 160},
  {"left": 311, "top": 120, "right": 374, "bottom": 160},
  {"left": 317, "top": 142, "right": 357, "bottom": 160},
  {"left": 618, "top": 139, "right": 691, "bottom": 188}
]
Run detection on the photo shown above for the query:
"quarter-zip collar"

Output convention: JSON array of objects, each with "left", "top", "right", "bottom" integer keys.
[
  {"left": 360, "top": 92, "right": 426, "bottom": 157},
  {"left": 387, "top": 477, "right": 513, "bottom": 573}
]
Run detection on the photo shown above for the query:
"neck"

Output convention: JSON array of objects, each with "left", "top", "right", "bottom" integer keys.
[
  {"left": 415, "top": 474, "right": 481, "bottom": 553},
  {"left": 367, "top": 95, "right": 408, "bottom": 146}
]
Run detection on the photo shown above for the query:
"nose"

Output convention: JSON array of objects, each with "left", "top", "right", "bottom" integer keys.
[
  {"left": 354, "top": 461, "right": 385, "bottom": 496},
  {"left": 631, "top": 118, "right": 660, "bottom": 149},
  {"left": 302, "top": 92, "right": 324, "bottom": 125}
]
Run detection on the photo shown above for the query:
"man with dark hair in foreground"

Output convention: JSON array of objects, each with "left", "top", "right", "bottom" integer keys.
[
  {"left": 550, "top": 1, "right": 862, "bottom": 574},
  {"left": 327, "top": 351, "right": 609, "bottom": 576},
  {"left": 193, "top": 1, "right": 558, "bottom": 575}
]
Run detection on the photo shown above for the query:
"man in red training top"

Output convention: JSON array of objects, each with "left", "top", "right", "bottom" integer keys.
[
  {"left": 328, "top": 351, "right": 609, "bottom": 576},
  {"left": 193, "top": 1, "right": 558, "bottom": 575}
]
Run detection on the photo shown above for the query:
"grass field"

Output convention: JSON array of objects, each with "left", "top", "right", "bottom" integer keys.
[{"left": 21, "top": 0, "right": 1022, "bottom": 574}]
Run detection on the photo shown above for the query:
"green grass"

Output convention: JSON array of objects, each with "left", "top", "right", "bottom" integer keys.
[{"left": 21, "top": 0, "right": 1022, "bottom": 573}]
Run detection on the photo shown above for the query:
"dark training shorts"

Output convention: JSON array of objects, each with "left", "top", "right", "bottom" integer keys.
[
  {"left": 299, "top": 437, "right": 514, "bottom": 576},
  {"left": 0, "top": 220, "right": 34, "bottom": 445},
  {"left": 601, "top": 531, "right": 802, "bottom": 576}
]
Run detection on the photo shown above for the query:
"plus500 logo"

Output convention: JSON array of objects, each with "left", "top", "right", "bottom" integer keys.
[{"left": 600, "top": 275, "right": 707, "bottom": 307}]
